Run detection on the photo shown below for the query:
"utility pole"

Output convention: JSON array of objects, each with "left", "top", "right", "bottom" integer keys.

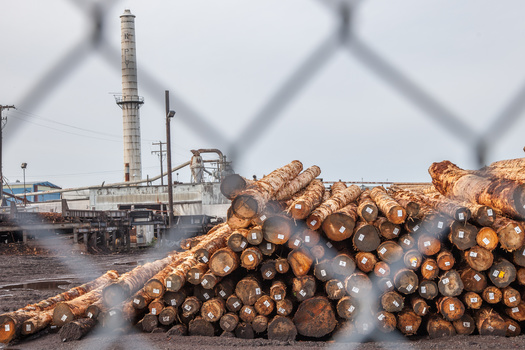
[
  {"left": 165, "top": 91, "right": 176, "bottom": 235},
  {"left": 0, "top": 105, "right": 15, "bottom": 206},
  {"left": 151, "top": 141, "right": 166, "bottom": 186}
]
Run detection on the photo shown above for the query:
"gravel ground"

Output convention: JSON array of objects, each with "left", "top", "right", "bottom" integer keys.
[{"left": 1, "top": 242, "right": 525, "bottom": 350}]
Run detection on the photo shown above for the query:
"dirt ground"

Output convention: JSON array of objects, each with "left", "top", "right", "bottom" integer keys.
[{"left": 1, "top": 242, "right": 525, "bottom": 350}]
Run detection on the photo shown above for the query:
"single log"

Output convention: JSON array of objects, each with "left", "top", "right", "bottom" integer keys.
[
  {"left": 482, "top": 286, "right": 502, "bottom": 304},
  {"left": 293, "top": 296, "right": 337, "bottom": 338},
  {"left": 254, "top": 295, "right": 275, "bottom": 316},
  {"left": 332, "top": 252, "right": 357, "bottom": 277},
  {"left": 188, "top": 316, "right": 216, "bottom": 336},
  {"left": 232, "top": 160, "right": 303, "bottom": 219},
  {"left": 517, "top": 267, "right": 525, "bottom": 285},
  {"left": 251, "top": 201, "right": 285, "bottom": 226},
  {"left": 194, "top": 284, "right": 215, "bottom": 302},
  {"left": 376, "top": 311, "right": 397, "bottom": 333},
  {"left": 466, "top": 203, "right": 496, "bottom": 227},
  {"left": 276, "top": 298, "right": 294, "bottom": 316},
  {"left": 235, "top": 276, "right": 262, "bottom": 306},
  {"left": 274, "top": 165, "right": 321, "bottom": 201},
  {"left": 463, "top": 291, "right": 482, "bottom": 309},
  {"left": 504, "top": 318, "right": 521, "bottom": 337},
  {"left": 502, "top": 286, "right": 521, "bottom": 307},
  {"left": 225, "top": 294, "right": 243, "bottom": 313},
  {"left": 201, "top": 297, "right": 226, "bottom": 323},
  {"left": 475, "top": 308, "right": 507, "bottom": 336},
  {"left": 247, "top": 226, "right": 263, "bottom": 245},
  {"left": 352, "top": 221, "right": 381, "bottom": 252},
  {"left": 86, "top": 300, "right": 105, "bottom": 321},
  {"left": 426, "top": 316, "right": 456, "bottom": 338},
  {"left": 357, "top": 189, "right": 379, "bottom": 222},
  {"left": 235, "top": 322, "right": 254, "bottom": 339},
  {"left": 429, "top": 160, "right": 525, "bottom": 219},
  {"left": 393, "top": 269, "right": 419, "bottom": 295},
  {"left": 403, "top": 249, "right": 422, "bottom": 270},
  {"left": 421, "top": 258, "right": 439, "bottom": 280},
  {"left": 336, "top": 296, "right": 359, "bottom": 320},
  {"left": 227, "top": 229, "right": 250, "bottom": 252},
  {"left": 215, "top": 279, "right": 235, "bottom": 300},
  {"left": 288, "top": 179, "right": 326, "bottom": 220},
  {"left": 208, "top": 247, "right": 240, "bottom": 277},
  {"left": 252, "top": 314, "right": 269, "bottom": 333},
  {"left": 370, "top": 186, "right": 407, "bottom": 224},
  {"left": 141, "top": 313, "right": 158, "bottom": 333},
  {"left": 453, "top": 314, "right": 475, "bottom": 335},
  {"left": 377, "top": 277, "right": 395, "bottom": 294},
  {"left": 418, "top": 280, "right": 439, "bottom": 300},
  {"left": 274, "top": 257, "right": 290, "bottom": 274},
  {"left": 396, "top": 310, "right": 421, "bottom": 336},
  {"left": 287, "top": 247, "right": 313, "bottom": 277},
  {"left": 268, "top": 316, "right": 297, "bottom": 341},
  {"left": 227, "top": 207, "right": 252, "bottom": 229},
  {"left": 21, "top": 309, "right": 53, "bottom": 336},
  {"left": 53, "top": 284, "right": 108, "bottom": 327},
  {"left": 344, "top": 272, "right": 372, "bottom": 299},
  {"left": 436, "top": 250, "right": 455, "bottom": 271},
  {"left": 259, "top": 240, "right": 276, "bottom": 256},
  {"left": 292, "top": 275, "right": 316, "bottom": 302},
  {"left": 148, "top": 298, "right": 164, "bottom": 315},
  {"left": 287, "top": 234, "right": 303, "bottom": 250},
  {"left": 240, "top": 247, "right": 263, "bottom": 270},
  {"left": 262, "top": 215, "right": 294, "bottom": 245},
  {"left": 306, "top": 184, "right": 362, "bottom": 230},
  {"left": 322, "top": 203, "right": 358, "bottom": 241},
  {"left": 477, "top": 157, "right": 525, "bottom": 182},
  {"left": 438, "top": 270, "right": 464, "bottom": 297},
  {"left": 270, "top": 280, "right": 287, "bottom": 302},
  {"left": 377, "top": 241, "right": 404, "bottom": 264},
  {"left": 411, "top": 296, "right": 430, "bottom": 317},
  {"left": 187, "top": 262, "right": 208, "bottom": 285},
  {"left": 325, "top": 279, "right": 346, "bottom": 300},
  {"left": 460, "top": 268, "right": 487, "bottom": 293},
  {"left": 488, "top": 258, "right": 516, "bottom": 288},
  {"left": 181, "top": 296, "right": 202, "bottom": 318},
  {"left": 167, "top": 323, "right": 188, "bottom": 337},
  {"left": 314, "top": 259, "right": 334, "bottom": 282},
  {"left": 374, "top": 261, "right": 390, "bottom": 278},
  {"left": 374, "top": 216, "right": 401, "bottom": 240},
  {"left": 506, "top": 302, "right": 525, "bottom": 321},
  {"left": 220, "top": 174, "right": 254, "bottom": 200},
  {"left": 261, "top": 260, "right": 277, "bottom": 280},
  {"left": 476, "top": 227, "right": 498, "bottom": 251},
  {"left": 220, "top": 312, "right": 239, "bottom": 332},
  {"left": 449, "top": 221, "right": 478, "bottom": 251},
  {"left": 417, "top": 234, "right": 441, "bottom": 256},
  {"left": 201, "top": 271, "right": 221, "bottom": 290},
  {"left": 356, "top": 252, "right": 377, "bottom": 273},
  {"left": 405, "top": 218, "right": 424, "bottom": 235},
  {"left": 381, "top": 291, "right": 404, "bottom": 312},
  {"left": 239, "top": 305, "right": 257, "bottom": 323},
  {"left": 58, "top": 318, "right": 96, "bottom": 342},
  {"left": 158, "top": 306, "right": 177, "bottom": 326},
  {"left": 464, "top": 245, "right": 493, "bottom": 271},
  {"left": 399, "top": 233, "right": 416, "bottom": 251},
  {"left": 493, "top": 216, "right": 524, "bottom": 251},
  {"left": 438, "top": 296, "right": 465, "bottom": 321}
]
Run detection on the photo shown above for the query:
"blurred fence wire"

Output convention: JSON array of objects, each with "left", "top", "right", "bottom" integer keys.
[{"left": 4, "top": 0, "right": 525, "bottom": 349}]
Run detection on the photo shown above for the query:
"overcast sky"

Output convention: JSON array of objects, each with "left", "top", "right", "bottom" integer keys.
[{"left": 1, "top": 0, "right": 525, "bottom": 189}]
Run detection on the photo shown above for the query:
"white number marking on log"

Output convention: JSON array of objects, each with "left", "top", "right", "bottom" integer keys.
[
  {"left": 510, "top": 296, "right": 517, "bottom": 303},
  {"left": 163, "top": 316, "right": 170, "bottom": 323},
  {"left": 516, "top": 226, "right": 522, "bottom": 234},
  {"left": 266, "top": 243, "right": 272, "bottom": 250},
  {"left": 223, "top": 321, "right": 230, "bottom": 328},
  {"left": 379, "top": 247, "right": 387, "bottom": 254},
  {"left": 233, "top": 301, "right": 240, "bottom": 308},
  {"left": 458, "top": 213, "right": 464, "bottom": 220},
  {"left": 61, "top": 315, "right": 68, "bottom": 322},
  {"left": 171, "top": 299, "right": 177, "bottom": 306},
  {"left": 487, "top": 209, "right": 493, "bottom": 216},
  {"left": 509, "top": 325, "right": 517, "bottom": 331},
  {"left": 320, "top": 270, "right": 326, "bottom": 277},
  {"left": 411, "top": 260, "right": 417, "bottom": 267},
  {"left": 421, "top": 286, "right": 427, "bottom": 293},
  {"left": 366, "top": 207, "right": 373, "bottom": 214},
  {"left": 26, "top": 324, "right": 31, "bottom": 332},
  {"left": 406, "top": 325, "right": 412, "bottom": 331},
  {"left": 378, "top": 268, "right": 386, "bottom": 275},
  {"left": 482, "top": 238, "right": 490, "bottom": 245},
  {"left": 424, "top": 241, "right": 431, "bottom": 247},
  {"left": 449, "top": 304, "right": 455, "bottom": 311},
  {"left": 397, "top": 210, "right": 403, "bottom": 217},
  {"left": 153, "top": 288, "right": 160, "bottom": 294},
  {"left": 265, "top": 271, "right": 272, "bottom": 278},
  {"left": 463, "top": 322, "right": 471, "bottom": 328},
  {"left": 208, "top": 312, "right": 214, "bottom": 319},
  {"left": 194, "top": 273, "right": 199, "bottom": 279},
  {"left": 260, "top": 215, "right": 267, "bottom": 221},
  {"left": 275, "top": 294, "right": 282, "bottom": 300},
  {"left": 393, "top": 228, "right": 400, "bottom": 235},
  {"left": 245, "top": 308, "right": 252, "bottom": 314},
  {"left": 109, "top": 311, "right": 116, "bottom": 316},
  {"left": 363, "top": 323, "right": 369, "bottom": 331},
  {"left": 489, "top": 293, "right": 494, "bottom": 300},
  {"left": 310, "top": 220, "right": 317, "bottom": 226},
  {"left": 386, "top": 281, "right": 393, "bottom": 288},
  {"left": 358, "top": 234, "right": 364, "bottom": 241},
  {"left": 406, "top": 284, "right": 413, "bottom": 292},
  {"left": 426, "top": 265, "right": 434, "bottom": 271},
  {"left": 134, "top": 298, "right": 140, "bottom": 305},
  {"left": 279, "top": 307, "right": 286, "bottom": 314},
  {"left": 339, "top": 260, "right": 347, "bottom": 267},
  {"left": 445, "top": 261, "right": 451, "bottom": 266},
  {"left": 352, "top": 287, "right": 360, "bottom": 294},
  {"left": 437, "top": 221, "right": 444, "bottom": 229},
  {"left": 240, "top": 241, "right": 247, "bottom": 248},
  {"left": 256, "top": 288, "right": 261, "bottom": 295},
  {"left": 248, "top": 254, "right": 254, "bottom": 262},
  {"left": 469, "top": 252, "right": 478, "bottom": 258},
  {"left": 470, "top": 297, "right": 478, "bottom": 303},
  {"left": 393, "top": 300, "right": 399, "bottom": 307},
  {"left": 202, "top": 256, "right": 208, "bottom": 263},
  {"left": 413, "top": 225, "right": 420, "bottom": 232},
  {"left": 305, "top": 236, "right": 311, "bottom": 243},
  {"left": 348, "top": 305, "right": 355, "bottom": 313},
  {"left": 422, "top": 307, "right": 427, "bottom": 314},
  {"left": 293, "top": 239, "right": 300, "bottom": 247},
  {"left": 378, "top": 314, "right": 385, "bottom": 321},
  {"left": 219, "top": 290, "right": 226, "bottom": 298},
  {"left": 202, "top": 279, "right": 208, "bottom": 286},
  {"left": 277, "top": 234, "right": 284, "bottom": 240},
  {"left": 295, "top": 204, "right": 302, "bottom": 209},
  {"left": 474, "top": 274, "right": 481, "bottom": 281},
  {"left": 458, "top": 231, "right": 464, "bottom": 238},
  {"left": 337, "top": 282, "right": 344, "bottom": 289},
  {"left": 403, "top": 239, "right": 410, "bottom": 245},
  {"left": 152, "top": 308, "right": 157, "bottom": 315},
  {"left": 339, "top": 226, "right": 346, "bottom": 234},
  {"left": 278, "top": 264, "right": 283, "bottom": 272},
  {"left": 264, "top": 300, "right": 271, "bottom": 307},
  {"left": 523, "top": 249, "right": 525, "bottom": 256},
  {"left": 252, "top": 232, "right": 257, "bottom": 240},
  {"left": 299, "top": 290, "right": 306, "bottom": 297},
  {"left": 492, "top": 270, "right": 499, "bottom": 277},
  {"left": 442, "top": 278, "right": 449, "bottom": 285},
  {"left": 326, "top": 242, "right": 333, "bottom": 248},
  {"left": 224, "top": 266, "right": 231, "bottom": 273},
  {"left": 512, "top": 307, "right": 519, "bottom": 313},
  {"left": 167, "top": 281, "right": 172, "bottom": 288},
  {"left": 5, "top": 325, "right": 10, "bottom": 331},
  {"left": 361, "top": 257, "right": 368, "bottom": 264},
  {"left": 203, "top": 293, "right": 210, "bottom": 300},
  {"left": 87, "top": 312, "right": 93, "bottom": 318}
]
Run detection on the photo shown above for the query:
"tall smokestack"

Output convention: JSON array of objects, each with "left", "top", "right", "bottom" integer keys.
[{"left": 116, "top": 9, "right": 143, "bottom": 182}]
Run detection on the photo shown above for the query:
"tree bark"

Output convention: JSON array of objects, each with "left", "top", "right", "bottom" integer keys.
[
  {"left": 370, "top": 186, "right": 407, "bottom": 224},
  {"left": 287, "top": 179, "right": 326, "bottom": 220},
  {"left": 58, "top": 318, "right": 96, "bottom": 342},
  {"left": 189, "top": 316, "right": 216, "bottom": 336},
  {"left": 357, "top": 189, "right": 379, "bottom": 222},
  {"left": 274, "top": 165, "right": 321, "bottom": 201}
]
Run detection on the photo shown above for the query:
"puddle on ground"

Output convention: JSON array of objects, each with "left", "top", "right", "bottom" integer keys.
[
  {"left": 0, "top": 280, "right": 75, "bottom": 291},
  {"left": 112, "top": 261, "right": 138, "bottom": 266}
]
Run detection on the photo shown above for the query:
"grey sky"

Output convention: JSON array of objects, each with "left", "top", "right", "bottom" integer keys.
[{"left": 1, "top": 0, "right": 525, "bottom": 189}]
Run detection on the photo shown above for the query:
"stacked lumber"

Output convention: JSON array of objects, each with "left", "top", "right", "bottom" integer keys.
[{"left": 4, "top": 157, "right": 525, "bottom": 345}]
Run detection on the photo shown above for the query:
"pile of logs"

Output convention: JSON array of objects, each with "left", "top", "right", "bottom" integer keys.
[{"left": 3, "top": 157, "right": 525, "bottom": 344}]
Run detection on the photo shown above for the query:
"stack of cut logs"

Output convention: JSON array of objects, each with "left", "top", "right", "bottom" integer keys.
[{"left": 3, "top": 157, "right": 525, "bottom": 344}]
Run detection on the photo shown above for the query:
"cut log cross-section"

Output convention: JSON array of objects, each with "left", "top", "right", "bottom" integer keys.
[{"left": 370, "top": 186, "right": 407, "bottom": 224}]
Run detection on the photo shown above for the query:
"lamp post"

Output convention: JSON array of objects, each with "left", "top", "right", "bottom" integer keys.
[
  {"left": 165, "top": 90, "right": 175, "bottom": 233},
  {"left": 21, "top": 162, "right": 27, "bottom": 206}
]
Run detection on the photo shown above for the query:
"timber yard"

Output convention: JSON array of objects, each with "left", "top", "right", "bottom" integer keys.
[{"left": 3, "top": 6, "right": 525, "bottom": 350}]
